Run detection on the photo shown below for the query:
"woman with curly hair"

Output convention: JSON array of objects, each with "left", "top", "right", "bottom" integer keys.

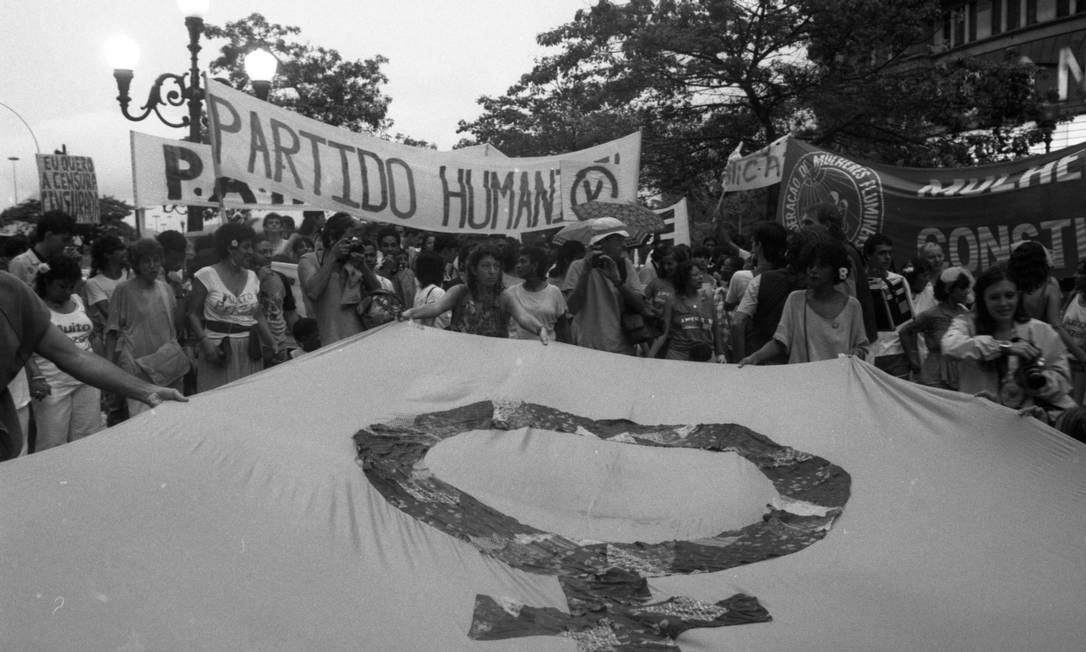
[
  {"left": 739, "top": 238, "right": 868, "bottom": 366},
  {"left": 400, "top": 243, "right": 548, "bottom": 343},
  {"left": 943, "top": 264, "right": 1073, "bottom": 422}
]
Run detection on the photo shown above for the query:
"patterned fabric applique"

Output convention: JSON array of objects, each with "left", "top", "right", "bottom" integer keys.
[{"left": 355, "top": 401, "right": 851, "bottom": 651}]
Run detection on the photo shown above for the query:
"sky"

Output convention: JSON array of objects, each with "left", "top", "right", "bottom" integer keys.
[{"left": 0, "top": 0, "right": 593, "bottom": 211}]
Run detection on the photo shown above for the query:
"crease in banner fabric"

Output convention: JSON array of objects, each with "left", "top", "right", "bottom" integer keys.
[
  {"left": 355, "top": 400, "right": 850, "bottom": 650},
  {"left": 202, "top": 80, "right": 641, "bottom": 235}
]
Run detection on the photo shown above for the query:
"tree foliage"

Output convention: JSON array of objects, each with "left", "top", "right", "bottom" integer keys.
[
  {"left": 457, "top": 0, "right": 1054, "bottom": 223},
  {"left": 204, "top": 13, "right": 392, "bottom": 134}
]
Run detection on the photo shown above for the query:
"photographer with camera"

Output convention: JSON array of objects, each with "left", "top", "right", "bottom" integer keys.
[
  {"left": 561, "top": 217, "right": 646, "bottom": 355},
  {"left": 943, "top": 264, "right": 1074, "bottom": 424},
  {"left": 296, "top": 213, "right": 382, "bottom": 345}
]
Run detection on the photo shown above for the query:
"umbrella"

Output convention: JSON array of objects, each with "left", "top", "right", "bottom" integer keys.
[{"left": 554, "top": 201, "right": 666, "bottom": 246}]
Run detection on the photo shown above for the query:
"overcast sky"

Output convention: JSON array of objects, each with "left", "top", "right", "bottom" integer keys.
[{"left": 0, "top": 0, "right": 592, "bottom": 207}]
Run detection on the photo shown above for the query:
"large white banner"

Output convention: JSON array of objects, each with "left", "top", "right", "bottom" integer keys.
[
  {"left": 204, "top": 80, "right": 641, "bottom": 235},
  {"left": 131, "top": 132, "right": 321, "bottom": 211}
]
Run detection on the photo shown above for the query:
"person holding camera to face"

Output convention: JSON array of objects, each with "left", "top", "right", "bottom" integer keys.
[
  {"left": 942, "top": 263, "right": 1074, "bottom": 424},
  {"left": 560, "top": 217, "right": 646, "bottom": 355},
  {"left": 296, "top": 213, "right": 382, "bottom": 346}
]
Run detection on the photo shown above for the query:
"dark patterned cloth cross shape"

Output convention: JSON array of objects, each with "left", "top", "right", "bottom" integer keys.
[{"left": 354, "top": 401, "right": 851, "bottom": 651}]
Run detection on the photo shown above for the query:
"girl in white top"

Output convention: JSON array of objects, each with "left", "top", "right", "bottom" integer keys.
[
  {"left": 186, "top": 224, "right": 277, "bottom": 393},
  {"left": 28, "top": 256, "right": 102, "bottom": 451},
  {"left": 506, "top": 247, "right": 569, "bottom": 341},
  {"left": 739, "top": 239, "right": 868, "bottom": 366}
]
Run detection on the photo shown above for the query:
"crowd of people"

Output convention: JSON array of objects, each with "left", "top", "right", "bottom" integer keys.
[{"left": 5, "top": 204, "right": 1086, "bottom": 461}]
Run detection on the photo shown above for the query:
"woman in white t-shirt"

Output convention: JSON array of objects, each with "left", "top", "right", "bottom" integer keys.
[
  {"left": 28, "top": 256, "right": 102, "bottom": 451},
  {"left": 412, "top": 251, "right": 451, "bottom": 329},
  {"left": 506, "top": 247, "right": 569, "bottom": 342}
]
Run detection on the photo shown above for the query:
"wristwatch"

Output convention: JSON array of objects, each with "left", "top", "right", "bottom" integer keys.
[{"left": 999, "top": 341, "right": 1012, "bottom": 354}]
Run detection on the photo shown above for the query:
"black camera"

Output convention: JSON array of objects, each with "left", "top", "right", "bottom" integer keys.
[
  {"left": 348, "top": 237, "right": 367, "bottom": 254},
  {"left": 591, "top": 249, "right": 612, "bottom": 268},
  {"left": 1018, "top": 358, "right": 1048, "bottom": 390}
]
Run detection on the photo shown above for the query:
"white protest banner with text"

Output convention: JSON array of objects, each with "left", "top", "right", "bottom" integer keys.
[
  {"left": 205, "top": 80, "right": 640, "bottom": 234},
  {"left": 131, "top": 132, "right": 319, "bottom": 210},
  {"left": 37, "top": 154, "right": 100, "bottom": 223},
  {"left": 722, "top": 136, "right": 788, "bottom": 192}
]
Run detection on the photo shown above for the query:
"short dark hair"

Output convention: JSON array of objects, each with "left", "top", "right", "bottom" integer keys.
[
  {"left": 34, "top": 255, "right": 82, "bottom": 298},
  {"left": 292, "top": 317, "right": 319, "bottom": 341},
  {"left": 862, "top": 233, "right": 893, "bottom": 257},
  {"left": 156, "top": 230, "right": 187, "bottom": 256},
  {"left": 752, "top": 221, "right": 788, "bottom": 266},
  {"left": 33, "top": 211, "right": 76, "bottom": 244},
  {"left": 213, "top": 222, "right": 256, "bottom": 259},
  {"left": 414, "top": 251, "right": 445, "bottom": 287},
  {"left": 90, "top": 235, "right": 126, "bottom": 275},
  {"left": 321, "top": 213, "right": 356, "bottom": 248},
  {"left": 801, "top": 239, "right": 851, "bottom": 283},
  {"left": 262, "top": 212, "right": 283, "bottom": 228},
  {"left": 519, "top": 246, "right": 549, "bottom": 280}
]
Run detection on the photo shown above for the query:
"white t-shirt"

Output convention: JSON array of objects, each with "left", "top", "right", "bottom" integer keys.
[
  {"left": 505, "top": 283, "right": 568, "bottom": 340},
  {"left": 83, "top": 270, "right": 132, "bottom": 306},
  {"left": 32, "top": 295, "right": 93, "bottom": 388},
  {"left": 413, "top": 284, "right": 450, "bottom": 330}
]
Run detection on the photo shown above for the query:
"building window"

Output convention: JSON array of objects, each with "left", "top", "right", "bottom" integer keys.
[
  {"left": 992, "top": 0, "right": 1004, "bottom": 33},
  {"left": 1008, "top": 0, "right": 1021, "bottom": 28},
  {"left": 969, "top": 2, "right": 978, "bottom": 41},
  {"left": 1078, "top": 0, "right": 1086, "bottom": 13},
  {"left": 1026, "top": 0, "right": 1038, "bottom": 24},
  {"left": 1058, "top": 0, "right": 1071, "bottom": 17}
]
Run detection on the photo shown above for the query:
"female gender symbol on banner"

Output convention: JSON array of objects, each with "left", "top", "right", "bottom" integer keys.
[{"left": 354, "top": 401, "right": 850, "bottom": 651}]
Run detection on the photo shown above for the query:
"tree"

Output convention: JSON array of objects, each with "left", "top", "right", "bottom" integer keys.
[
  {"left": 204, "top": 13, "right": 392, "bottom": 134},
  {"left": 457, "top": 0, "right": 1051, "bottom": 224}
]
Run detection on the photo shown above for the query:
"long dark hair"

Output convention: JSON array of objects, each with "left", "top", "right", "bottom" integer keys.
[
  {"left": 973, "top": 264, "right": 1029, "bottom": 336},
  {"left": 672, "top": 259, "right": 699, "bottom": 298}
]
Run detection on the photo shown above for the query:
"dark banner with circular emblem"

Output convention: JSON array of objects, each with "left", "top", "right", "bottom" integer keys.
[{"left": 779, "top": 137, "right": 1086, "bottom": 276}]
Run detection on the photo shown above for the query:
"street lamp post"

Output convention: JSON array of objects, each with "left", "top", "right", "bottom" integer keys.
[
  {"left": 7, "top": 156, "right": 19, "bottom": 204},
  {"left": 107, "top": 0, "right": 210, "bottom": 231},
  {"left": 106, "top": 1, "right": 278, "bottom": 232}
]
